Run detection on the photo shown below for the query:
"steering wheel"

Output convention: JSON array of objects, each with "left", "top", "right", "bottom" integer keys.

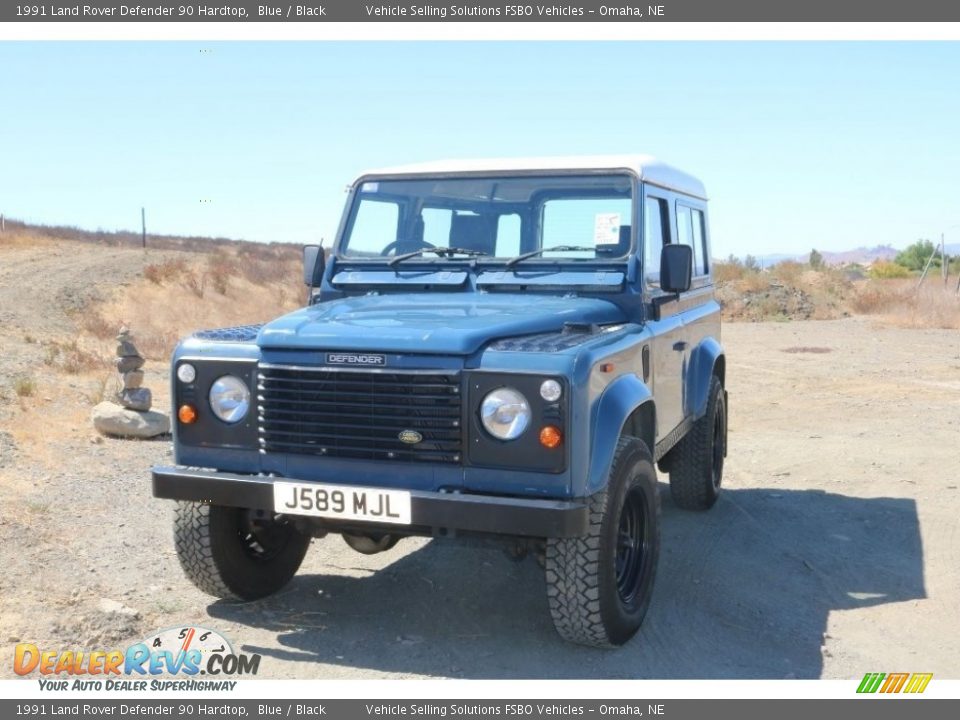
[{"left": 380, "top": 239, "right": 435, "bottom": 257}]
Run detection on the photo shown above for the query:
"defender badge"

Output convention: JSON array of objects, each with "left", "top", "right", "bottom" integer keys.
[
  {"left": 326, "top": 352, "right": 386, "bottom": 366},
  {"left": 398, "top": 430, "right": 423, "bottom": 445}
]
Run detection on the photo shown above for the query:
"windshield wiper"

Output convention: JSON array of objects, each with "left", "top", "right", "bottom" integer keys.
[
  {"left": 504, "top": 245, "right": 596, "bottom": 268},
  {"left": 388, "top": 246, "right": 489, "bottom": 268}
]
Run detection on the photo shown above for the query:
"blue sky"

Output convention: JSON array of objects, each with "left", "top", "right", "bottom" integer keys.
[{"left": 1, "top": 42, "right": 958, "bottom": 257}]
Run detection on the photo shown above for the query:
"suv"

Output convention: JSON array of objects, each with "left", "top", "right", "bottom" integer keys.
[{"left": 152, "top": 155, "right": 727, "bottom": 648}]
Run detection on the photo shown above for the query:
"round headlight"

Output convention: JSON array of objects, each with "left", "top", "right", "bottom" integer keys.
[
  {"left": 177, "top": 363, "right": 197, "bottom": 384},
  {"left": 480, "top": 388, "right": 531, "bottom": 440},
  {"left": 208, "top": 375, "right": 250, "bottom": 424},
  {"left": 540, "top": 379, "right": 562, "bottom": 402}
]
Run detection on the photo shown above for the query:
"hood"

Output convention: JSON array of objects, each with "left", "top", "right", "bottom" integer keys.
[{"left": 258, "top": 293, "right": 626, "bottom": 355}]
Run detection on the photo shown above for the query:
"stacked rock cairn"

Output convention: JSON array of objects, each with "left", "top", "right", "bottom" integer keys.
[
  {"left": 115, "top": 327, "right": 151, "bottom": 411},
  {"left": 91, "top": 326, "right": 170, "bottom": 438}
]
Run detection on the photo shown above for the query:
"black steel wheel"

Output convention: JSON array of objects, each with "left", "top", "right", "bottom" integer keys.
[
  {"left": 668, "top": 375, "right": 727, "bottom": 511},
  {"left": 174, "top": 502, "right": 311, "bottom": 601},
  {"left": 546, "top": 436, "right": 661, "bottom": 648}
]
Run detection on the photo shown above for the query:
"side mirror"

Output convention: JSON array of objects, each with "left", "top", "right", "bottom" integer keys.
[
  {"left": 303, "top": 245, "right": 325, "bottom": 287},
  {"left": 660, "top": 244, "right": 693, "bottom": 294}
]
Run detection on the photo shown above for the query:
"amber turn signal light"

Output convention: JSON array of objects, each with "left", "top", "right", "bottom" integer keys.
[
  {"left": 539, "top": 425, "right": 562, "bottom": 449},
  {"left": 178, "top": 404, "right": 197, "bottom": 424}
]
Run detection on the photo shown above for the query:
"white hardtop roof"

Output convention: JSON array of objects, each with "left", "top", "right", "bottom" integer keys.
[{"left": 357, "top": 154, "right": 707, "bottom": 200}]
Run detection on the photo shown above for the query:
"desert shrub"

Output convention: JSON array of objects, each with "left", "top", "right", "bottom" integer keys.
[
  {"left": 144, "top": 258, "right": 188, "bottom": 284},
  {"left": 869, "top": 261, "right": 911, "bottom": 279},
  {"left": 713, "top": 261, "right": 748, "bottom": 284},
  {"left": 80, "top": 311, "right": 117, "bottom": 339},
  {"left": 181, "top": 271, "right": 206, "bottom": 298},
  {"left": 13, "top": 376, "right": 36, "bottom": 397},
  {"left": 771, "top": 260, "right": 805, "bottom": 285}
]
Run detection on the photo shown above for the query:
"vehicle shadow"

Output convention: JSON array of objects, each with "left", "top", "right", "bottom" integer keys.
[{"left": 207, "top": 486, "right": 925, "bottom": 678}]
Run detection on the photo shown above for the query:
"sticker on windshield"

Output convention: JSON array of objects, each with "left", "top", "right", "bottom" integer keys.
[
  {"left": 593, "top": 213, "right": 621, "bottom": 247},
  {"left": 361, "top": 182, "right": 379, "bottom": 193}
]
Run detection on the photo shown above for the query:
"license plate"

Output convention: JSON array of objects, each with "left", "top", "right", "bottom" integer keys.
[{"left": 273, "top": 481, "right": 411, "bottom": 525}]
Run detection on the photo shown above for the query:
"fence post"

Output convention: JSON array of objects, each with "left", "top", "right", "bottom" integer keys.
[
  {"left": 942, "top": 234, "right": 948, "bottom": 286},
  {"left": 141, "top": 208, "right": 146, "bottom": 250},
  {"left": 916, "top": 244, "right": 938, "bottom": 291},
  {"left": 1, "top": 213, "right": 5, "bottom": 233}
]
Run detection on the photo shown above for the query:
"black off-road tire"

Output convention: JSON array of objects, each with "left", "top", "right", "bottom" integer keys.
[
  {"left": 545, "top": 436, "right": 661, "bottom": 648},
  {"left": 668, "top": 375, "right": 727, "bottom": 511},
  {"left": 173, "top": 502, "right": 311, "bottom": 601}
]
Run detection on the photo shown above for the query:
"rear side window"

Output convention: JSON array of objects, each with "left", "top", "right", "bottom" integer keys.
[
  {"left": 691, "top": 208, "right": 709, "bottom": 276},
  {"left": 644, "top": 197, "right": 669, "bottom": 286},
  {"left": 677, "top": 203, "right": 709, "bottom": 277}
]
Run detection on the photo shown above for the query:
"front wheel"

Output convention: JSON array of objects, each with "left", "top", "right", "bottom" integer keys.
[
  {"left": 173, "top": 502, "right": 311, "bottom": 601},
  {"left": 545, "top": 436, "right": 661, "bottom": 648}
]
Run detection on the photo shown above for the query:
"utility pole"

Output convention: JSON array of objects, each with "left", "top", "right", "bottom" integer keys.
[
  {"left": 1, "top": 213, "right": 4, "bottom": 233},
  {"left": 141, "top": 207, "right": 146, "bottom": 250}
]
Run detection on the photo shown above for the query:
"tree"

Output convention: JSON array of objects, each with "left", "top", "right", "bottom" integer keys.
[
  {"left": 894, "top": 239, "right": 940, "bottom": 272},
  {"left": 743, "top": 254, "right": 760, "bottom": 272},
  {"left": 809, "top": 248, "right": 824, "bottom": 270}
]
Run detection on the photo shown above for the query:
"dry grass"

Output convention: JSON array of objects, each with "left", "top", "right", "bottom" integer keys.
[
  {"left": 851, "top": 279, "right": 960, "bottom": 329},
  {"left": 92, "top": 247, "right": 301, "bottom": 360},
  {"left": 42, "top": 339, "right": 111, "bottom": 374},
  {"left": 714, "top": 260, "right": 960, "bottom": 328}
]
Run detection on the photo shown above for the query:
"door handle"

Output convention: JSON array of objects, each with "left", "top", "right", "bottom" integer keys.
[{"left": 673, "top": 341, "right": 688, "bottom": 352}]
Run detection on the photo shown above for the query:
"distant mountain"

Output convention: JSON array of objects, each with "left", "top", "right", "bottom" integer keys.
[
  {"left": 816, "top": 245, "right": 899, "bottom": 265},
  {"left": 721, "top": 245, "right": 901, "bottom": 267}
]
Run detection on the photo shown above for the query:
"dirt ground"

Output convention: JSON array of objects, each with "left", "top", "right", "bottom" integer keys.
[{"left": 1, "top": 243, "right": 958, "bottom": 679}]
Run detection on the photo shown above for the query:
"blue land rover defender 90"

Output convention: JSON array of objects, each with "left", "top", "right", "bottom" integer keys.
[{"left": 152, "top": 156, "right": 727, "bottom": 648}]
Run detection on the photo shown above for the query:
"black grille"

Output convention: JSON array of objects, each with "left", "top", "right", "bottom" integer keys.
[{"left": 257, "top": 365, "right": 463, "bottom": 464}]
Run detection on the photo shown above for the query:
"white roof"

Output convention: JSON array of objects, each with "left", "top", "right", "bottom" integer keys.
[{"left": 357, "top": 154, "right": 707, "bottom": 200}]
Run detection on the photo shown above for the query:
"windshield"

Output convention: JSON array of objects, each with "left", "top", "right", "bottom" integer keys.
[{"left": 339, "top": 174, "right": 634, "bottom": 261}]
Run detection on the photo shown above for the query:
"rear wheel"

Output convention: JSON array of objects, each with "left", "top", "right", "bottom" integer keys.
[
  {"left": 545, "top": 436, "right": 660, "bottom": 648},
  {"left": 668, "top": 375, "right": 726, "bottom": 511},
  {"left": 174, "top": 502, "right": 310, "bottom": 601}
]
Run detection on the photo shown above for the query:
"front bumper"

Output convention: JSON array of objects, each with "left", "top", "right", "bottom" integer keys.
[{"left": 152, "top": 465, "right": 589, "bottom": 538}]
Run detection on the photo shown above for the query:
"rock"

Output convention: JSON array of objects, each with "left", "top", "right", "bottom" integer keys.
[
  {"left": 117, "top": 388, "right": 152, "bottom": 411},
  {"left": 116, "top": 341, "right": 140, "bottom": 358},
  {"left": 122, "top": 370, "right": 144, "bottom": 389},
  {"left": 116, "top": 355, "right": 145, "bottom": 373},
  {"left": 91, "top": 402, "right": 169, "bottom": 438},
  {"left": 97, "top": 598, "right": 140, "bottom": 619}
]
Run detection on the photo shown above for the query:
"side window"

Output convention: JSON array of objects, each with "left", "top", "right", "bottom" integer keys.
[
  {"left": 347, "top": 199, "right": 400, "bottom": 256},
  {"left": 421, "top": 207, "right": 452, "bottom": 248},
  {"left": 691, "top": 208, "right": 709, "bottom": 276},
  {"left": 496, "top": 214, "right": 521, "bottom": 256},
  {"left": 644, "top": 197, "right": 668, "bottom": 286}
]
